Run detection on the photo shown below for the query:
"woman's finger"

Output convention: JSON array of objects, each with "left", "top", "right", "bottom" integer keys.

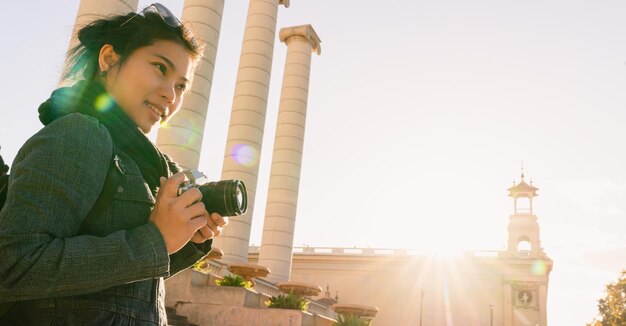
[
  {"left": 209, "top": 213, "right": 228, "bottom": 227},
  {"left": 176, "top": 187, "right": 202, "bottom": 207},
  {"left": 196, "top": 225, "right": 214, "bottom": 240},
  {"left": 191, "top": 231, "right": 207, "bottom": 243},
  {"left": 189, "top": 214, "right": 208, "bottom": 231},
  {"left": 159, "top": 172, "right": 188, "bottom": 199},
  {"left": 186, "top": 202, "right": 207, "bottom": 220}
]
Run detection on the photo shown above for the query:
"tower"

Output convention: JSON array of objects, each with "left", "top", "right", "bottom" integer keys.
[
  {"left": 506, "top": 171, "right": 543, "bottom": 258},
  {"left": 502, "top": 170, "right": 552, "bottom": 326}
]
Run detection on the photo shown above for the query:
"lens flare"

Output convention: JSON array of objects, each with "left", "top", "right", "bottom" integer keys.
[
  {"left": 231, "top": 143, "right": 258, "bottom": 167},
  {"left": 159, "top": 119, "right": 203, "bottom": 148},
  {"left": 94, "top": 93, "right": 115, "bottom": 112},
  {"left": 532, "top": 260, "right": 547, "bottom": 275}
]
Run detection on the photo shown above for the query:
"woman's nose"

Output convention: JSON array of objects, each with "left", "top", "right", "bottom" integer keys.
[{"left": 160, "top": 82, "right": 176, "bottom": 104}]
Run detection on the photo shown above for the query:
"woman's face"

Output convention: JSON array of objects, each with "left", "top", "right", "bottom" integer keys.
[{"left": 103, "top": 40, "right": 194, "bottom": 133}]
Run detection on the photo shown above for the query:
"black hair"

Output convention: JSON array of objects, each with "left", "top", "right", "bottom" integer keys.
[
  {"left": 0, "top": 152, "right": 7, "bottom": 174},
  {"left": 63, "top": 6, "right": 203, "bottom": 82}
]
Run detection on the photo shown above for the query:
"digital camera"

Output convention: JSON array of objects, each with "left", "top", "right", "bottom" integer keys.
[{"left": 178, "top": 170, "right": 247, "bottom": 216}]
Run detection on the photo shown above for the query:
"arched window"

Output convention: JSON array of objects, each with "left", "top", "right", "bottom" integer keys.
[{"left": 517, "top": 236, "right": 531, "bottom": 258}]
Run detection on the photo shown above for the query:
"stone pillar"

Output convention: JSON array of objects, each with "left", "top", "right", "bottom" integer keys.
[
  {"left": 503, "top": 283, "right": 513, "bottom": 326},
  {"left": 213, "top": 0, "right": 290, "bottom": 264},
  {"left": 63, "top": 0, "right": 138, "bottom": 84},
  {"left": 257, "top": 25, "right": 321, "bottom": 283},
  {"left": 156, "top": 0, "right": 225, "bottom": 169},
  {"left": 539, "top": 284, "right": 548, "bottom": 326}
]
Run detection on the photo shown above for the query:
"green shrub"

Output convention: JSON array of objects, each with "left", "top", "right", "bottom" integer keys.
[
  {"left": 215, "top": 274, "right": 253, "bottom": 289},
  {"left": 266, "top": 293, "right": 309, "bottom": 311},
  {"left": 191, "top": 259, "right": 207, "bottom": 271},
  {"left": 333, "top": 314, "right": 371, "bottom": 326}
]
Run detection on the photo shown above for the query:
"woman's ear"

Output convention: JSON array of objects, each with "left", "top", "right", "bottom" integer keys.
[{"left": 98, "top": 44, "right": 119, "bottom": 74}]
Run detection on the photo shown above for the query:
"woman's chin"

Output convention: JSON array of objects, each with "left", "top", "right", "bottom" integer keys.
[{"left": 139, "top": 124, "right": 154, "bottom": 134}]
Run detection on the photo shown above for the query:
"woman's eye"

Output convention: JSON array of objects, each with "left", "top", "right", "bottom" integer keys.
[
  {"left": 176, "top": 84, "right": 187, "bottom": 93},
  {"left": 154, "top": 63, "right": 166, "bottom": 75}
]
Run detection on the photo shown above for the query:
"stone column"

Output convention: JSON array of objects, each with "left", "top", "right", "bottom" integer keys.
[
  {"left": 539, "top": 284, "right": 548, "bottom": 326},
  {"left": 257, "top": 25, "right": 321, "bottom": 283},
  {"left": 503, "top": 283, "right": 513, "bottom": 326},
  {"left": 156, "top": 0, "right": 225, "bottom": 169},
  {"left": 213, "top": 0, "right": 290, "bottom": 264},
  {"left": 63, "top": 0, "right": 138, "bottom": 84}
]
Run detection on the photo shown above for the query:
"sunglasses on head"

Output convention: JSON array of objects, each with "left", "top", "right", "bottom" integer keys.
[{"left": 120, "top": 2, "right": 181, "bottom": 28}]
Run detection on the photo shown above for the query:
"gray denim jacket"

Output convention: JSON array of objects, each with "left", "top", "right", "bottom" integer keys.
[{"left": 0, "top": 113, "right": 212, "bottom": 325}]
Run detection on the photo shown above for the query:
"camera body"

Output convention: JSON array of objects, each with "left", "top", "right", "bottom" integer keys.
[{"left": 178, "top": 170, "right": 247, "bottom": 217}]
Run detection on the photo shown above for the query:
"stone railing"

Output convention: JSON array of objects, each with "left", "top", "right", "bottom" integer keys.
[
  {"left": 308, "top": 300, "right": 336, "bottom": 319},
  {"left": 249, "top": 245, "right": 502, "bottom": 258},
  {"left": 249, "top": 245, "right": 427, "bottom": 256},
  {"left": 467, "top": 250, "right": 501, "bottom": 257},
  {"left": 203, "top": 259, "right": 228, "bottom": 276},
  {"left": 252, "top": 277, "right": 282, "bottom": 297}
]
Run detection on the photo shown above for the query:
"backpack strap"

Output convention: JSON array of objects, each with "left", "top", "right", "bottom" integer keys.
[{"left": 78, "top": 147, "right": 124, "bottom": 234}]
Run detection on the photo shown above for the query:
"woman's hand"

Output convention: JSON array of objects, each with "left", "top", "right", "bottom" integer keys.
[
  {"left": 191, "top": 212, "right": 229, "bottom": 243},
  {"left": 150, "top": 172, "right": 207, "bottom": 254}
]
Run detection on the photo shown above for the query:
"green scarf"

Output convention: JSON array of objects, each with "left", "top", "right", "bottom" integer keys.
[{"left": 38, "top": 80, "right": 170, "bottom": 194}]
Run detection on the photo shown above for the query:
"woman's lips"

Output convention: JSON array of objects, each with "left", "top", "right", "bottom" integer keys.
[{"left": 145, "top": 101, "right": 167, "bottom": 121}]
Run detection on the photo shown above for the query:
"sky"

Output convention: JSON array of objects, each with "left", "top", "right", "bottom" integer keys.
[{"left": 1, "top": 0, "right": 626, "bottom": 325}]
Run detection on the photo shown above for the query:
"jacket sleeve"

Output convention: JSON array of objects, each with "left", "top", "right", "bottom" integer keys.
[
  {"left": 167, "top": 240, "right": 213, "bottom": 278},
  {"left": 0, "top": 113, "right": 170, "bottom": 302},
  {"left": 162, "top": 154, "right": 213, "bottom": 278}
]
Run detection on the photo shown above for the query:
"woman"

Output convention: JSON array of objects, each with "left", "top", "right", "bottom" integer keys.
[{"left": 0, "top": 3, "right": 227, "bottom": 325}]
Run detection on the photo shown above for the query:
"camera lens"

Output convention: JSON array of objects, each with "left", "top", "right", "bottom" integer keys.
[
  {"left": 236, "top": 187, "right": 243, "bottom": 210},
  {"left": 198, "top": 179, "right": 247, "bottom": 216}
]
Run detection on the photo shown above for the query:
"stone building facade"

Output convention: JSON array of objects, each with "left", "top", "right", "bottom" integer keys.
[{"left": 247, "top": 174, "right": 553, "bottom": 325}]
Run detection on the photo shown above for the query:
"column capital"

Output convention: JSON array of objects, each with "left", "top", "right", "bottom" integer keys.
[
  {"left": 280, "top": 0, "right": 290, "bottom": 8},
  {"left": 279, "top": 24, "right": 321, "bottom": 55}
]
